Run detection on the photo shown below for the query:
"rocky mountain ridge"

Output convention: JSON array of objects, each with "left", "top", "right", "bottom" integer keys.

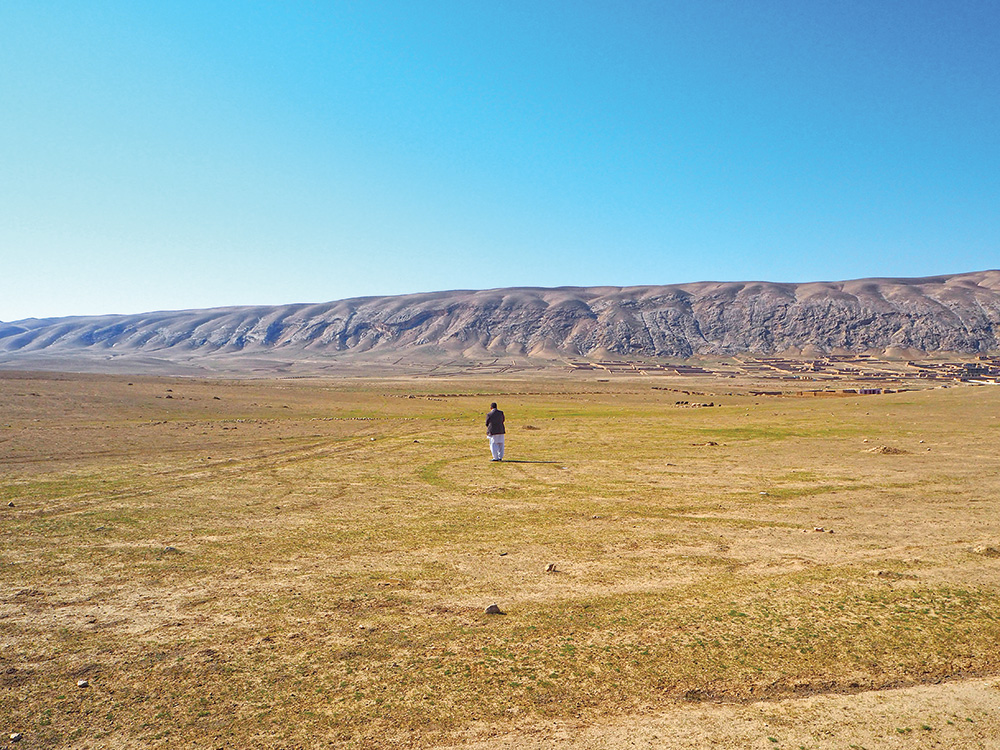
[{"left": 4, "top": 271, "right": 1000, "bottom": 369}]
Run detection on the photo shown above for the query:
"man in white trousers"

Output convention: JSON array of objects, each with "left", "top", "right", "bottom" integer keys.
[{"left": 485, "top": 402, "right": 505, "bottom": 461}]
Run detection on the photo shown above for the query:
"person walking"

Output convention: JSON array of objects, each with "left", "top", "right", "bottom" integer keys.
[{"left": 485, "top": 402, "right": 505, "bottom": 461}]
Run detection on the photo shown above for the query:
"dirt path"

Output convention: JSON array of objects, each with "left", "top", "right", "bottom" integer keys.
[{"left": 436, "top": 677, "right": 1000, "bottom": 749}]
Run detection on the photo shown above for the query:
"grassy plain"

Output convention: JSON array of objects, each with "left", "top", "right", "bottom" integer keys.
[{"left": 2, "top": 370, "right": 1000, "bottom": 748}]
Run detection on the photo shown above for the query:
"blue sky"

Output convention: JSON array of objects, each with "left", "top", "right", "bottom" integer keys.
[{"left": 2, "top": 1, "right": 998, "bottom": 321}]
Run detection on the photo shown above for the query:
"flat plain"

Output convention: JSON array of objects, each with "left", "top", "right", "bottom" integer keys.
[{"left": 2, "top": 369, "right": 1000, "bottom": 748}]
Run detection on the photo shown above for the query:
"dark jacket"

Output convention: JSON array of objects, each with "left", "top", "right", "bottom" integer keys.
[{"left": 486, "top": 408, "right": 505, "bottom": 436}]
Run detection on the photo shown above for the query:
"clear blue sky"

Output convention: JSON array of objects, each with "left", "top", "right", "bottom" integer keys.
[{"left": 2, "top": 1, "right": 998, "bottom": 321}]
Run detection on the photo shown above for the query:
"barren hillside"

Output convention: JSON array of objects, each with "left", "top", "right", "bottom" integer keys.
[{"left": 4, "top": 271, "right": 1000, "bottom": 369}]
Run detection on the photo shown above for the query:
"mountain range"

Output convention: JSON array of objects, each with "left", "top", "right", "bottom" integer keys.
[{"left": 3, "top": 271, "right": 1000, "bottom": 372}]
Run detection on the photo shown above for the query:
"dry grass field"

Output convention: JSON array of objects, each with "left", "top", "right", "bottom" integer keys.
[{"left": 3, "top": 370, "right": 1000, "bottom": 748}]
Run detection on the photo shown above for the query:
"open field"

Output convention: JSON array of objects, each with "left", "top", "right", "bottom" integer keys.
[{"left": 3, "top": 370, "right": 1000, "bottom": 748}]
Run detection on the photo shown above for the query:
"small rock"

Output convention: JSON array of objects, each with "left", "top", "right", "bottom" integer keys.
[
  {"left": 498, "top": 551, "right": 508, "bottom": 556},
  {"left": 545, "top": 563, "right": 557, "bottom": 573},
  {"left": 972, "top": 545, "right": 1000, "bottom": 558},
  {"left": 162, "top": 546, "right": 180, "bottom": 554},
  {"left": 7, "top": 501, "right": 13, "bottom": 507},
  {"left": 760, "top": 491, "right": 769, "bottom": 495},
  {"left": 10, "top": 732, "right": 23, "bottom": 742},
  {"left": 814, "top": 527, "right": 825, "bottom": 532},
  {"left": 827, "top": 529, "right": 835, "bottom": 534},
  {"left": 77, "top": 679, "right": 89, "bottom": 688},
  {"left": 484, "top": 604, "right": 503, "bottom": 615}
]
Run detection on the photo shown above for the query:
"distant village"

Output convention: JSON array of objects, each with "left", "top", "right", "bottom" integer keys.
[
  {"left": 567, "top": 353, "right": 1000, "bottom": 390},
  {"left": 422, "top": 353, "right": 1000, "bottom": 390}
]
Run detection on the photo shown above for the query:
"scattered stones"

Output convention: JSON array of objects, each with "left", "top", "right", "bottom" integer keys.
[
  {"left": 484, "top": 603, "right": 503, "bottom": 615},
  {"left": 545, "top": 563, "right": 558, "bottom": 573},
  {"left": 972, "top": 545, "right": 1000, "bottom": 558},
  {"left": 77, "top": 679, "right": 89, "bottom": 688}
]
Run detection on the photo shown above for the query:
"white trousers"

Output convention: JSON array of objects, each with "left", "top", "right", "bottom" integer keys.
[{"left": 489, "top": 434, "right": 505, "bottom": 460}]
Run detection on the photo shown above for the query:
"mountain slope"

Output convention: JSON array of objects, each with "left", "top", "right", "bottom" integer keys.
[{"left": 4, "top": 271, "right": 1000, "bottom": 366}]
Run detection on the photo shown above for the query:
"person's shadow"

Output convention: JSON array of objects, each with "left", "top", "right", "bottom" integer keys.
[{"left": 497, "top": 459, "right": 561, "bottom": 464}]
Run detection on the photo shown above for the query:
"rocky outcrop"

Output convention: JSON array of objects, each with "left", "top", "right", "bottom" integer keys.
[{"left": 3, "top": 271, "right": 1000, "bottom": 364}]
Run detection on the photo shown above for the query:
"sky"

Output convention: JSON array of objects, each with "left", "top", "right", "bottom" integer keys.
[{"left": 2, "top": 1, "right": 999, "bottom": 321}]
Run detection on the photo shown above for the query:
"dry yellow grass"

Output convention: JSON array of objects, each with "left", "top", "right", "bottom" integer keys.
[{"left": 2, "top": 370, "right": 1000, "bottom": 748}]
